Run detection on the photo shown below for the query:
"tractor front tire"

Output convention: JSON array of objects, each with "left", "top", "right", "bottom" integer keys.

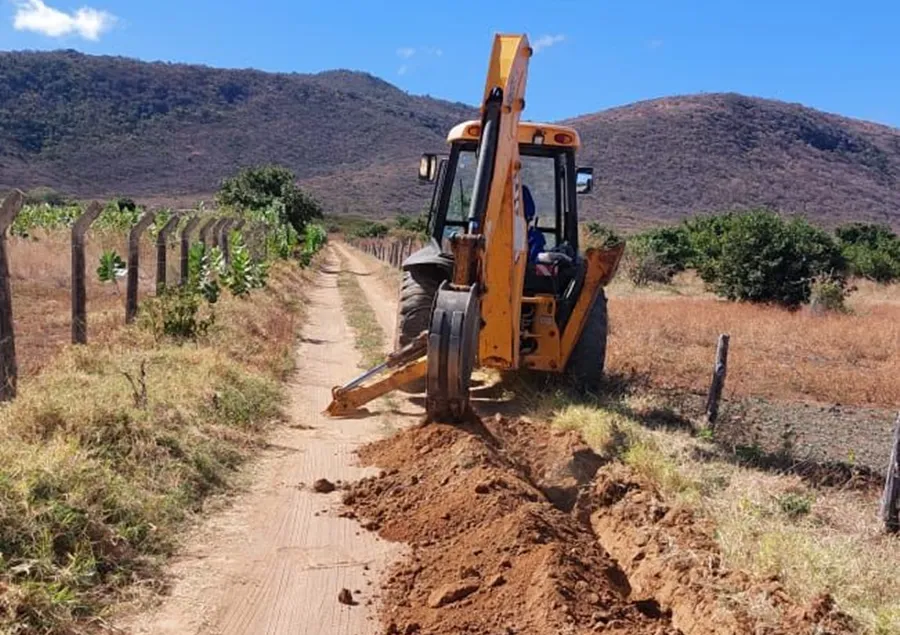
[
  {"left": 394, "top": 267, "right": 442, "bottom": 392},
  {"left": 565, "top": 288, "right": 609, "bottom": 394}
]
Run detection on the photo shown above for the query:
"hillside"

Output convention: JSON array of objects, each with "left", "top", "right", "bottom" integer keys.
[
  {"left": 2, "top": 50, "right": 900, "bottom": 227},
  {"left": 0, "top": 50, "right": 475, "bottom": 208},
  {"left": 567, "top": 94, "right": 900, "bottom": 228}
]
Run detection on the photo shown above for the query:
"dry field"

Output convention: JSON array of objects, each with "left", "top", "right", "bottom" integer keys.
[
  {"left": 8, "top": 230, "right": 176, "bottom": 378},
  {"left": 606, "top": 272, "right": 900, "bottom": 409}
]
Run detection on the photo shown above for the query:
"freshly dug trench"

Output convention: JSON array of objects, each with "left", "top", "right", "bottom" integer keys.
[
  {"left": 346, "top": 415, "right": 673, "bottom": 634},
  {"left": 344, "top": 414, "right": 855, "bottom": 635}
]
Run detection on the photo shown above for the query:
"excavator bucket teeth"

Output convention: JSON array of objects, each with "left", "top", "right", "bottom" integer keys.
[{"left": 425, "top": 283, "right": 480, "bottom": 422}]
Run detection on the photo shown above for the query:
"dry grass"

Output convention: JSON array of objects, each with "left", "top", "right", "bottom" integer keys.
[
  {"left": 605, "top": 276, "right": 900, "bottom": 409},
  {"left": 0, "top": 258, "right": 314, "bottom": 634},
  {"left": 8, "top": 230, "right": 178, "bottom": 378},
  {"left": 337, "top": 265, "right": 386, "bottom": 369},
  {"left": 549, "top": 397, "right": 900, "bottom": 634}
]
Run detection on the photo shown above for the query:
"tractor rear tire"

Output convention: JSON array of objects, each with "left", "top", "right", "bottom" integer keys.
[
  {"left": 394, "top": 267, "right": 442, "bottom": 393},
  {"left": 565, "top": 288, "right": 609, "bottom": 394}
]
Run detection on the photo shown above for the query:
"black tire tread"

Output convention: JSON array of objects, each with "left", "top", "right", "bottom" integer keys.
[
  {"left": 395, "top": 268, "right": 442, "bottom": 350},
  {"left": 565, "top": 288, "right": 609, "bottom": 393}
]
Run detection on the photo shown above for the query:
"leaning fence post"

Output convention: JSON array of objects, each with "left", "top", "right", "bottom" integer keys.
[
  {"left": 704, "top": 334, "right": 730, "bottom": 428},
  {"left": 180, "top": 215, "right": 203, "bottom": 285},
  {"left": 0, "top": 190, "right": 24, "bottom": 402},
  {"left": 882, "top": 414, "right": 900, "bottom": 534},
  {"left": 71, "top": 201, "right": 103, "bottom": 345},
  {"left": 126, "top": 210, "right": 158, "bottom": 324},
  {"left": 155, "top": 212, "right": 182, "bottom": 293}
]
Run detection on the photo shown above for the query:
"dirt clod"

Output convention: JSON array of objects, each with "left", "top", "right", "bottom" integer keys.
[
  {"left": 427, "top": 582, "right": 480, "bottom": 608},
  {"left": 338, "top": 588, "right": 355, "bottom": 605},
  {"left": 313, "top": 478, "right": 336, "bottom": 493},
  {"left": 488, "top": 574, "right": 506, "bottom": 588}
]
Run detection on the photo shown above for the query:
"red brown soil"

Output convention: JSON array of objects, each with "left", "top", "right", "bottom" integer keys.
[
  {"left": 591, "top": 464, "right": 856, "bottom": 635},
  {"left": 345, "top": 414, "right": 857, "bottom": 635}
]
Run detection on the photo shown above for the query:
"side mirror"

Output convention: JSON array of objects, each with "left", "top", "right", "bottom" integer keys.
[
  {"left": 418, "top": 153, "right": 438, "bottom": 182},
  {"left": 575, "top": 167, "right": 593, "bottom": 194}
]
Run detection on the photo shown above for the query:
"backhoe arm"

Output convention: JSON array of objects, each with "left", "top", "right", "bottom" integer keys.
[{"left": 325, "top": 333, "right": 428, "bottom": 416}]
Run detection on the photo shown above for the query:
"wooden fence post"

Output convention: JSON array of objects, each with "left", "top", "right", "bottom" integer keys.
[
  {"left": 0, "top": 190, "right": 24, "bottom": 402},
  {"left": 882, "top": 413, "right": 900, "bottom": 534},
  {"left": 704, "top": 334, "right": 730, "bottom": 428},
  {"left": 126, "top": 211, "right": 157, "bottom": 324},
  {"left": 155, "top": 212, "right": 182, "bottom": 293},
  {"left": 180, "top": 215, "right": 203, "bottom": 285},
  {"left": 71, "top": 201, "right": 103, "bottom": 345}
]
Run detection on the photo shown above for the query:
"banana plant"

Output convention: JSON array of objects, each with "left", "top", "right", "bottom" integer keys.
[{"left": 97, "top": 249, "right": 127, "bottom": 293}]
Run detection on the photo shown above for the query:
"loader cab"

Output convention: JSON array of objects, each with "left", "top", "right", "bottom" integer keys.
[
  {"left": 424, "top": 142, "right": 585, "bottom": 259},
  {"left": 420, "top": 121, "right": 591, "bottom": 292}
]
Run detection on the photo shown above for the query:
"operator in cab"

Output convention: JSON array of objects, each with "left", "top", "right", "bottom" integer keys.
[{"left": 522, "top": 185, "right": 545, "bottom": 263}]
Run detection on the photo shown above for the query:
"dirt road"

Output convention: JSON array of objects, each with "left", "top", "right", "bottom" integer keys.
[
  {"left": 115, "top": 244, "right": 855, "bottom": 635},
  {"left": 117, "top": 246, "right": 411, "bottom": 635}
]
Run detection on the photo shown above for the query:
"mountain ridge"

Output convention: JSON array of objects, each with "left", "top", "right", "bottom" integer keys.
[{"left": 1, "top": 49, "right": 899, "bottom": 228}]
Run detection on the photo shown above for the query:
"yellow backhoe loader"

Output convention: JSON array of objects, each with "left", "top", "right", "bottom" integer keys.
[{"left": 326, "top": 33, "right": 625, "bottom": 422}]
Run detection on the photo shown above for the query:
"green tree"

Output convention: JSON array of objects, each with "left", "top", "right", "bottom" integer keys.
[
  {"left": 217, "top": 165, "right": 322, "bottom": 235},
  {"left": 702, "top": 209, "right": 846, "bottom": 308},
  {"left": 584, "top": 222, "right": 624, "bottom": 249},
  {"left": 834, "top": 222, "right": 900, "bottom": 282},
  {"left": 630, "top": 225, "right": 694, "bottom": 278}
]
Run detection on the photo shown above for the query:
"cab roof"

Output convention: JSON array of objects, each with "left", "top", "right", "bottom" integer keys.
[{"left": 447, "top": 119, "right": 581, "bottom": 148}]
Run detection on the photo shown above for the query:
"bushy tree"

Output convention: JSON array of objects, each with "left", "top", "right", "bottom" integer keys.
[
  {"left": 835, "top": 222, "right": 900, "bottom": 282},
  {"left": 629, "top": 225, "right": 694, "bottom": 279},
  {"left": 217, "top": 165, "right": 322, "bottom": 235},
  {"left": 700, "top": 209, "right": 845, "bottom": 308},
  {"left": 353, "top": 221, "right": 390, "bottom": 238},
  {"left": 584, "top": 222, "right": 624, "bottom": 249},
  {"left": 394, "top": 212, "right": 429, "bottom": 237}
]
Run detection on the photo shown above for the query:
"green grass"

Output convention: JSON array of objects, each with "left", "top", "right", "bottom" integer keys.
[
  {"left": 336, "top": 268, "right": 386, "bottom": 368},
  {"left": 0, "top": 262, "right": 311, "bottom": 634}
]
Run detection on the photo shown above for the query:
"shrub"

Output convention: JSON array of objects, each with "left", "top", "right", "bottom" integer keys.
[
  {"left": 139, "top": 287, "right": 216, "bottom": 339},
  {"left": 353, "top": 221, "right": 390, "bottom": 238},
  {"left": 217, "top": 165, "right": 323, "bottom": 236},
  {"left": 394, "top": 213, "right": 429, "bottom": 237},
  {"left": 809, "top": 274, "right": 851, "bottom": 314},
  {"left": 683, "top": 212, "right": 735, "bottom": 278},
  {"left": 24, "top": 186, "right": 67, "bottom": 206},
  {"left": 623, "top": 240, "right": 673, "bottom": 286},
  {"left": 584, "top": 222, "right": 624, "bottom": 249},
  {"left": 630, "top": 225, "right": 694, "bottom": 278},
  {"left": 696, "top": 209, "right": 846, "bottom": 308},
  {"left": 835, "top": 222, "right": 900, "bottom": 282}
]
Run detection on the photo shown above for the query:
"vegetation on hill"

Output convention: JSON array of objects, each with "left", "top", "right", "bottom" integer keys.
[
  {"left": 588, "top": 211, "right": 900, "bottom": 309},
  {"left": 3, "top": 51, "right": 900, "bottom": 227}
]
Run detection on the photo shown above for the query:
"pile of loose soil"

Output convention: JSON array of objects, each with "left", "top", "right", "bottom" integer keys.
[
  {"left": 590, "top": 464, "right": 856, "bottom": 635},
  {"left": 344, "top": 413, "right": 855, "bottom": 635}
]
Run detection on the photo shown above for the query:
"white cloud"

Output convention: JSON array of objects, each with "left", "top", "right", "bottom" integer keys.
[
  {"left": 532, "top": 34, "right": 566, "bottom": 53},
  {"left": 648, "top": 39, "right": 664, "bottom": 50},
  {"left": 397, "top": 64, "right": 409, "bottom": 75},
  {"left": 13, "top": 0, "right": 117, "bottom": 41},
  {"left": 396, "top": 47, "right": 416, "bottom": 59}
]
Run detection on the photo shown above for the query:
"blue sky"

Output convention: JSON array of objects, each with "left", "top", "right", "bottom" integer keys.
[{"left": 2, "top": 0, "right": 899, "bottom": 127}]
